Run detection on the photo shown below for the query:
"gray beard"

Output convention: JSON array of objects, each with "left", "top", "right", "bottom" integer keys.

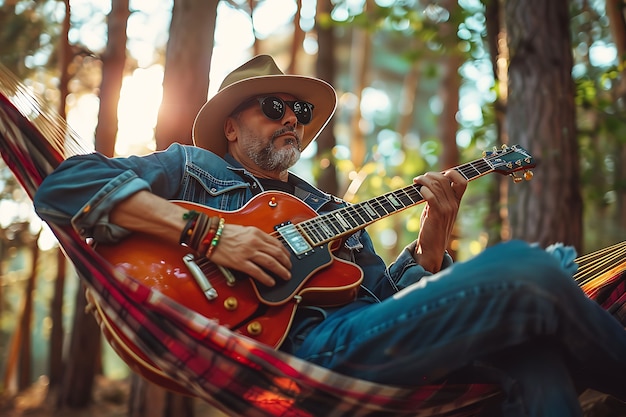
[{"left": 246, "top": 129, "right": 301, "bottom": 172}]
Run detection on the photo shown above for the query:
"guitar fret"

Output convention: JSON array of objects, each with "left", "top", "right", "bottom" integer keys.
[
  {"left": 304, "top": 221, "right": 326, "bottom": 244},
  {"left": 346, "top": 206, "right": 366, "bottom": 227},
  {"left": 386, "top": 193, "right": 404, "bottom": 209},
  {"left": 323, "top": 214, "right": 344, "bottom": 235},
  {"left": 315, "top": 220, "right": 331, "bottom": 242},
  {"left": 340, "top": 207, "right": 358, "bottom": 229},
  {"left": 362, "top": 202, "right": 378, "bottom": 218},
  {"left": 404, "top": 185, "right": 424, "bottom": 204},
  {"left": 352, "top": 205, "right": 374, "bottom": 224},
  {"left": 372, "top": 198, "right": 392, "bottom": 216},
  {"left": 457, "top": 160, "right": 490, "bottom": 180},
  {"left": 333, "top": 212, "right": 351, "bottom": 230},
  {"left": 456, "top": 164, "right": 475, "bottom": 179},
  {"left": 317, "top": 218, "right": 335, "bottom": 239},
  {"left": 396, "top": 188, "right": 416, "bottom": 206}
]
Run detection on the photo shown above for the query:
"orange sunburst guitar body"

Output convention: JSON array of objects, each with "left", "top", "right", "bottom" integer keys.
[{"left": 89, "top": 145, "right": 535, "bottom": 393}]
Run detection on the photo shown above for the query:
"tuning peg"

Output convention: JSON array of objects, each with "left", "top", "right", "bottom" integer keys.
[
  {"left": 511, "top": 174, "right": 523, "bottom": 183},
  {"left": 524, "top": 170, "right": 533, "bottom": 181}
]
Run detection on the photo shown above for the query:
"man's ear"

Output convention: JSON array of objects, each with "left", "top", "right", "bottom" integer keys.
[{"left": 224, "top": 117, "right": 237, "bottom": 142}]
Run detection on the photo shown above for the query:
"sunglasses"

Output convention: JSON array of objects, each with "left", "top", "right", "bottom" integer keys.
[{"left": 234, "top": 96, "right": 315, "bottom": 125}]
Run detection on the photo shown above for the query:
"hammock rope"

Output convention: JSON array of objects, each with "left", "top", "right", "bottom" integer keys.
[{"left": 1, "top": 63, "right": 624, "bottom": 416}]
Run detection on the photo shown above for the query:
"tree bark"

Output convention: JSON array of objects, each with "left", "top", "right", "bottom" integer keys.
[
  {"left": 605, "top": 0, "right": 626, "bottom": 232},
  {"left": 155, "top": 0, "right": 218, "bottom": 149},
  {"left": 315, "top": 0, "right": 339, "bottom": 195},
  {"left": 287, "top": 0, "right": 304, "bottom": 75},
  {"left": 58, "top": 282, "right": 102, "bottom": 408},
  {"left": 17, "top": 230, "right": 40, "bottom": 391},
  {"left": 94, "top": 0, "right": 130, "bottom": 157},
  {"left": 47, "top": 250, "right": 66, "bottom": 389},
  {"left": 484, "top": 0, "right": 508, "bottom": 244},
  {"left": 505, "top": 0, "right": 582, "bottom": 249}
]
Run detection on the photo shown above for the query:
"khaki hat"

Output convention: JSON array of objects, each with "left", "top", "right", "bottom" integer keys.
[{"left": 192, "top": 55, "right": 337, "bottom": 156}]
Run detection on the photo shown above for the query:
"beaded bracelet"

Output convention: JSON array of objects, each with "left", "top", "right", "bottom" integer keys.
[
  {"left": 179, "top": 210, "right": 226, "bottom": 258},
  {"left": 179, "top": 210, "right": 200, "bottom": 246},
  {"left": 188, "top": 212, "right": 210, "bottom": 250},
  {"left": 206, "top": 217, "right": 225, "bottom": 258},
  {"left": 199, "top": 216, "right": 221, "bottom": 254}
]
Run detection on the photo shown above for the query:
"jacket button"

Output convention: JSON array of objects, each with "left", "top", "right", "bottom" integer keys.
[{"left": 211, "top": 188, "right": 217, "bottom": 193}]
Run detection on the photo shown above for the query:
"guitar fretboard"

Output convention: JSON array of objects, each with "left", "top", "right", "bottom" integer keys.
[{"left": 296, "top": 157, "right": 496, "bottom": 246}]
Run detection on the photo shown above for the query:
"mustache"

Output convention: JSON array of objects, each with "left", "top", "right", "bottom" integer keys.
[{"left": 271, "top": 127, "right": 302, "bottom": 149}]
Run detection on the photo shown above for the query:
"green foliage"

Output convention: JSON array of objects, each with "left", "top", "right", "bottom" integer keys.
[
  {"left": 0, "top": 0, "right": 63, "bottom": 76},
  {"left": 569, "top": 1, "right": 626, "bottom": 250}
]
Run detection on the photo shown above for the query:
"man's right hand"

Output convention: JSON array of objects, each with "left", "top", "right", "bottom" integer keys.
[{"left": 210, "top": 224, "right": 292, "bottom": 287}]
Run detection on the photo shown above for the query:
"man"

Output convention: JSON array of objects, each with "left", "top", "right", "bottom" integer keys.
[{"left": 34, "top": 55, "right": 626, "bottom": 416}]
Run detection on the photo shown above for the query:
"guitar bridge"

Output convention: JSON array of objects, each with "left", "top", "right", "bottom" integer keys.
[{"left": 183, "top": 254, "right": 218, "bottom": 301}]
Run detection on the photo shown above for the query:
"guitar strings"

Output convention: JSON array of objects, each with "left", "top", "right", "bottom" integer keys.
[{"left": 573, "top": 241, "right": 626, "bottom": 292}]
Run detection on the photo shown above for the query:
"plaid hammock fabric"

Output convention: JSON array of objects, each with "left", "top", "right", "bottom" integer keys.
[{"left": 1, "top": 66, "right": 625, "bottom": 416}]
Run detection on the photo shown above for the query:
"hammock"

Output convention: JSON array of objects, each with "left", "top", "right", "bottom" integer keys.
[{"left": 1, "top": 64, "right": 625, "bottom": 417}]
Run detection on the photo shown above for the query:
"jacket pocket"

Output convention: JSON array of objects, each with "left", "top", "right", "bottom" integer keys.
[{"left": 182, "top": 167, "right": 251, "bottom": 210}]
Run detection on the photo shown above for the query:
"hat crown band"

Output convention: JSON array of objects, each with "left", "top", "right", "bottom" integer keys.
[{"left": 219, "top": 56, "right": 284, "bottom": 91}]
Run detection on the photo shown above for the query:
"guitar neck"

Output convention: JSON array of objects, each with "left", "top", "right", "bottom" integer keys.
[{"left": 297, "top": 157, "right": 496, "bottom": 246}]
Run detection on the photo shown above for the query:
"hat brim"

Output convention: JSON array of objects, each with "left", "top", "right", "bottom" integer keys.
[{"left": 192, "top": 75, "right": 337, "bottom": 156}]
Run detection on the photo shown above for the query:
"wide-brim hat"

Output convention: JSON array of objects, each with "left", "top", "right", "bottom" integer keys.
[{"left": 192, "top": 55, "right": 337, "bottom": 156}]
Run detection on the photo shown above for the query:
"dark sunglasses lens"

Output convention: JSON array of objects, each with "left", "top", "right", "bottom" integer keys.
[
  {"left": 260, "top": 97, "right": 285, "bottom": 120},
  {"left": 291, "top": 101, "right": 313, "bottom": 125},
  {"left": 259, "top": 97, "right": 314, "bottom": 125}
]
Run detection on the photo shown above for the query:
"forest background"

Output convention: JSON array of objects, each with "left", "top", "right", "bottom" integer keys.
[{"left": 1, "top": 0, "right": 626, "bottom": 416}]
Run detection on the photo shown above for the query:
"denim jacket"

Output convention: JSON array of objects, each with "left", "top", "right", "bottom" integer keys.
[{"left": 34, "top": 143, "right": 451, "bottom": 347}]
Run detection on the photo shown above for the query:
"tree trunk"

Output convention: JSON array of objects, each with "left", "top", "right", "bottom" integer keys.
[
  {"left": 48, "top": 250, "right": 66, "bottom": 389},
  {"left": 155, "top": 0, "right": 218, "bottom": 149},
  {"left": 437, "top": 0, "right": 461, "bottom": 172},
  {"left": 606, "top": 0, "right": 626, "bottom": 233},
  {"left": 16, "top": 230, "right": 40, "bottom": 391},
  {"left": 484, "top": 0, "right": 508, "bottom": 245},
  {"left": 94, "top": 0, "right": 130, "bottom": 157},
  {"left": 58, "top": 282, "right": 101, "bottom": 408},
  {"left": 315, "top": 0, "right": 339, "bottom": 195},
  {"left": 347, "top": 0, "right": 373, "bottom": 171},
  {"left": 287, "top": 0, "right": 304, "bottom": 75},
  {"left": 505, "top": 0, "right": 582, "bottom": 249}
]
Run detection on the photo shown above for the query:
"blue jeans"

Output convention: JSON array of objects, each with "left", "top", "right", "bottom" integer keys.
[{"left": 293, "top": 240, "right": 626, "bottom": 416}]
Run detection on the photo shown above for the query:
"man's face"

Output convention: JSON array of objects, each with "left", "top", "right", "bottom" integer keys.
[{"left": 226, "top": 93, "right": 306, "bottom": 174}]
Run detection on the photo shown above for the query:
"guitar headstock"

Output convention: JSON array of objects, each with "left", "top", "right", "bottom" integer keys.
[{"left": 484, "top": 145, "right": 535, "bottom": 183}]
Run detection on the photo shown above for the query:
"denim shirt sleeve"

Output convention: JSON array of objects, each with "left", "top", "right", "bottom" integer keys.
[
  {"left": 34, "top": 143, "right": 187, "bottom": 242},
  {"left": 352, "top": 231, "right": 454, "bottom": 302}
]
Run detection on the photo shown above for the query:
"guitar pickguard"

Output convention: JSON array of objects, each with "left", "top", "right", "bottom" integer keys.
[{"left": 253, "top": 243, "right": 333, "bottom": 304}]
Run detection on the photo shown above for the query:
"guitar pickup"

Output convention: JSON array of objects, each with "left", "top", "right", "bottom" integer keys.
[{"left": 275, "top": 222, "right": 312, "bottom": 256}]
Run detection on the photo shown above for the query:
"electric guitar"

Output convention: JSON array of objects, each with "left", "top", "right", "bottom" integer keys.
[{"left": 91, "top": 145, "right": 535, "bottom": 393}]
